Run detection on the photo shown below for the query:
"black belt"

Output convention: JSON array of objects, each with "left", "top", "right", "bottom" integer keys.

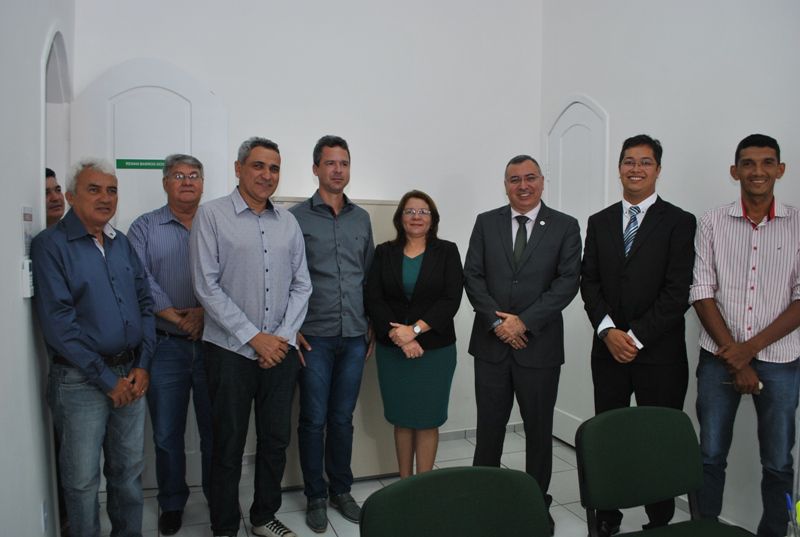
[
  {"left": 53, "top": 349, "right": 136, "bottom": 367},
  {"left": 156, "top": 329, "right": 193, "bottom": 340}
]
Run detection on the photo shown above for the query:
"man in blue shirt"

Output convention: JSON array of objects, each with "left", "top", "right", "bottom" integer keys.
[
  {"left": 190, "top": 137, "right": 311, "bottom": 537},
  {"left": 290, "top": 135, "right": 374, "bottom": 532},
  {"left": 128, "top": 154, "right": 212, "bottom": 536},
  {"left": 32, "top": 158, "right": 155, "bottom": 537}
]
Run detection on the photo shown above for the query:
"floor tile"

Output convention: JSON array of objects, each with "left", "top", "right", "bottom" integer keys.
[
  {"left": 274, "top": 508, "right": 337, "bottom": 537},
  {"left": 500, "top": 450, "right": 526, "bottom": 472},
  {"left": 433, "top": 437, "right": 476, "bottom": 462},
  {"left": 276, "top": 489, "right": 306, "bottom": 514},
  {"left": 181, "top": 491, "right": 211, "bottom": 526},
  {"left": 348, "top": 479, "right": 384, "bottom": 502},
  {"left": 434, "top": 456, "right": 473, "bottom": 469},
  {"left": 562, "top": 501, "right": 587, "bottom": 521},
  {"left": 549, "top": 469, "right": 581, "bottom": 505},
  {"left": 378, "top": 475, "right": 400, "bottom": 487},
  {"left": 553, "top": 444, "right": 577, "bottom": 467},
  {"left": 551, "top": 504, "right": 589, "bottom": 537},
  {"left": 327, "top": 505, "right": 361, "bottom": 537},
  {"left": 552, "top": 454, "right": 574, "bottom": 473}
]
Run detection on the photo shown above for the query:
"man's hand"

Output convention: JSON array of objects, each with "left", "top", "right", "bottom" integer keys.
[
  {"left": 494, "top": 311, "right": 527, "bottom": 343},
  {"left": 127, "top": 367, "right": 150, "bottom": 400},
  {"left": 296, "top": 332, "right": 312, "bottom": 367},
  {"left": 107, "top": 377, "right": 136, "bottom": 408},
  {"left": 732, "top": 364, "right": 762, "bottom": 394},
  {"left": 716, "top": 341, "right": 757, "bottom": 372},
  {"left": 508, "top": 333, "right": 528, "bottom": 350},
  {"left": 250, "top": 333, "right": 289, "bottom": 369},
  {"left": 389, "top": 322, "right": 416, "bottom": 346},
  {"left": 401, "top": 340, "right": 424, "bottom": 359},
  {"left": 603, "top": 329, "right": 639, "bottom": 363},
  {"left": 365, "top": 324, "right": 376, "bottom": 361},
  {"left": 176, "top": 307, "right": 204, "bottom": 340}
]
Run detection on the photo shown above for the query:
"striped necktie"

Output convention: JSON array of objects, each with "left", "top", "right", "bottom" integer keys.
[{"left": 623, "top": 205, "right": 640, "bottom": 256}]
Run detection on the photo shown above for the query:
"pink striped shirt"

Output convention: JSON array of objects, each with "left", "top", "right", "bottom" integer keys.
[{"left": 690, "top": 199, "right": 800, "bottom": 363}]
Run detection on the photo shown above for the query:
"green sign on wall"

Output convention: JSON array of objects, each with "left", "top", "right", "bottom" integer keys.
[{"left": 116, "top": 159, "right": 164, "bottom": 170}]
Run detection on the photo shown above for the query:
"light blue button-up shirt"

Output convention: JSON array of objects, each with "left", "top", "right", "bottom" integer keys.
[{"left": 189, "top": 188, "right": 312, "bottom": 358}]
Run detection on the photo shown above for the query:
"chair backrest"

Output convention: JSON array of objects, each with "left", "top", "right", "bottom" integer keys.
[
  {"left": 360, "top": 466, "right": 551, "bottom": 537},
  {"left": 575, "top": 406, "right": 703, "bottom": 511}
]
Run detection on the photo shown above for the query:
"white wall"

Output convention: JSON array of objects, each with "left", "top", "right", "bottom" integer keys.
[
  {"left": 72, "top": 0, "right": 546, "bottom": 433},
  {"left": 541, "top": 0, "right": 800, "bottom": 530},
  {"left": 0, "top": 1, "right": 75, "bottom": 535}
]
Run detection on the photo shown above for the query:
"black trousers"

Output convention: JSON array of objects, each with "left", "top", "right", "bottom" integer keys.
[
  {"left": 591, "top": 358, "right": 689, "bottom": 529},
  {"left": 473, "top": 357, "right": 561, "bottom": 507},
  {"left": 205, "top": 343, "right": 300, "bottom": 534}
]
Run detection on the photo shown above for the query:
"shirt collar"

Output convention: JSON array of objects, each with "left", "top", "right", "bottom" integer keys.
[
  {"left": 231, "top": 187, "right": 277, "bottom": 216},
  {"left": 622, "top": 192, "right": 658, "bottom": 216},
  {"left": 63, "top": 209, "right": 117, "bottom": 241},
  {"left": 311, "top": 190, "right": 353, "bottom": 212},
  {"left": 154, "top": 204, "right": 180, "bottom": 225},
  {"left": 511, "top": 203, "right": 541, "bottom": 223},
  {"left": 729, "top": 197, "right": 784, "bottom": 227}
]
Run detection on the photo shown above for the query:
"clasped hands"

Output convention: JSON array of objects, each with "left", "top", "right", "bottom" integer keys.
[
  {"left": 494, "top": 311, "right": 527, "bottom": 350},
  {"left": 389, "top": 322, "right": 423, "bottom": 359},
  {"left": 716, "top": 340, "right": 760, "bottom": 395},
  {"left": 107, "top": 367, "right": 149, "bottom": 408},
  {"left": 249, "top": 332, "right": 290, "bottom": 369},
  {"left": 174, "top": 307, "right": 204, "bottom": 340}
]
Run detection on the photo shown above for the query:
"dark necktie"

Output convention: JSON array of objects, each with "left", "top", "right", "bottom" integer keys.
[
  {"left": 623, "top": 205, "right": 641, "bottom": 256},
  {"left": 513, "top": 215, "right": 529, "bottom": 267}
]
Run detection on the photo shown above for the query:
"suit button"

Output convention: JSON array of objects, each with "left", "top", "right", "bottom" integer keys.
[{"left": 512, "top": 280, "right": 518, "bottom": 284}]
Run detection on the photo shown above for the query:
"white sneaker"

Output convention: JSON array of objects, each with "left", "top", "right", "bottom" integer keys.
[{"left": 251, "top": 518, "right": 297, "bottom": 537}]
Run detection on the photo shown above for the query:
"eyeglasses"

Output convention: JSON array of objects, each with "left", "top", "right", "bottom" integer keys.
[
  {"left": 166, "top": 172, "right": 203, "bottom": 182},
  {"left": 620, "top": 158, "right": 656, "bottom": 169},
  {"left": 506, "top": 175, "right": 543, "bottom": 186},
  {"left": 402, "top": 208, "right": 432, "bottom": 216}
]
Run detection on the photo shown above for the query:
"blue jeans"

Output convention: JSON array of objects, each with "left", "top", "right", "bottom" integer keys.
[
  {"left": 147, "top": 335, "right": 213, "bottom": 511},
  {"left": 696, "top": 350, "right": 800, "bottom": 537},
  {"left": 48, "top": 362, "right": 145, "bottom": 537},
  {"left": 298, "top": 335, "right": 366, "bottom": 500},
  {"left": 205, "top": 343, "right": 300, "bottom": 535}
]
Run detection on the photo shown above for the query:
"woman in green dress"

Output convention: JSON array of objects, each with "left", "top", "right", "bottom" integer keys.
[{"left": 365, "top": 190, "right": 464, "bottom": 477}]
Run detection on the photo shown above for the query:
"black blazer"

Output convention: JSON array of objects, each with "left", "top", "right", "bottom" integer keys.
[
  {"left": 463, "top": 202, "right": 582, "bottom": 368},
  {"left": 365, "top": 238, "right": 464, "bottom": 349},
  {"left": 580, "top": 196, "right": 696, "bottom": 365}
]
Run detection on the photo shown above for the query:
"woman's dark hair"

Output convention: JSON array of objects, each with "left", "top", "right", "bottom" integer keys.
[{"left": 391, "top": 190, "right": 440, "bottom": 246}]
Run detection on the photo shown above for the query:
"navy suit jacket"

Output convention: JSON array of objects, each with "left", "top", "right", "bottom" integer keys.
[
  {"left": 464, "top": 202, "right": 582, "bottom": 368},
  {"left": 580, "top": 196, "right": 696, "bottom": 365}
]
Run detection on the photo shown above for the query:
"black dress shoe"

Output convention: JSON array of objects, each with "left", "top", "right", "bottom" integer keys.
[
  {"left": 159, "top": 510, "right": 183, "bottom": 535},
  {"left": 596, "top": 520, "right": 620, "bottom": 537}
]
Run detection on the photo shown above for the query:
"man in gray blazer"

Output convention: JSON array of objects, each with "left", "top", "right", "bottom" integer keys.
[{"left": 464, "top": 154, "right": 581, "bottom": 534}]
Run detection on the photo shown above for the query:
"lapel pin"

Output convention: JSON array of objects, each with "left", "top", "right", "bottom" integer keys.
[{"left": 539, "top": 221, "right": 545, "bottom": 226}]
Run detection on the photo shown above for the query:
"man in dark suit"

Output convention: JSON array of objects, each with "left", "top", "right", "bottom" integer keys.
[
  {"left": 464, "top": 155, "right": 582, "bottom": 534},
  {"left": 580, "top": 134, "right": 696, "bottom": 536}
]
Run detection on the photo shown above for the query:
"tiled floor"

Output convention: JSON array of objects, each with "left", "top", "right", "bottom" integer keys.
[{"left": 100, "top": 432, "right": 690, "bottom": 536}]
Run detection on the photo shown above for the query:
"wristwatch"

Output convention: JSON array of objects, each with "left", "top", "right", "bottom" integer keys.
[
  {"left": 598, "top": 327, "right": 611, "bottom": 340},
  {"left": 412, "top": 324, "right": 422, "bottom": 335}
]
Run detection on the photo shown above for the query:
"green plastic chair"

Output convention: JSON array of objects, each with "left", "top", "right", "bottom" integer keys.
[
  {"left": 575, "top": 406, "right": 754, "bottom": 536},
  {"left": 360, "top": 466, "right": 551, "bottom": 537}
]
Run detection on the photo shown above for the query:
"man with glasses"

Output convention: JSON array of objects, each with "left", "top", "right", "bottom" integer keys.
[
  {"left": 289, "top": 135, "right": 374, "bottom": 533},
  {"left": 464, "top": 154, "right": 582, "bottom": 535},
  {"left": 580, "top": 135, "right": 696, "bottom": 535},
  {"left": 691, "top": 134, "right": 799, "bottom": 537},
  {"left": 128, "top": 154, "right": 212, "bottom": 535}
]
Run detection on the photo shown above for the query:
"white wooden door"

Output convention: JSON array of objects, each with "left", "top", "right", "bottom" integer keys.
[
  {"left": 545, "top": 96, "right": 608, "bottom": 445},
  {"left": 71, "top": 58, "right": 228, "bottom": 489}
]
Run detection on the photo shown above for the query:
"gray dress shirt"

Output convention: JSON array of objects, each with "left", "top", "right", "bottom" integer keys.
[
  {"left": 189, "top": 188, "right": 312, "bottom": 359},
  {"left": 290, "top": 191, "right": 374, "bottom": 337}
]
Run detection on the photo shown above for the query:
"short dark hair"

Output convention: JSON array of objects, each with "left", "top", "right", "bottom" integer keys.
[
  {"left": 162, "top": 154, "right": 204, "bottom": 178},
  {"left": 504, "top": 155, "right": 540, "bottom": 177},
  {"left": 735, "top": 134, "right": 780, "bottom": 164},
  {"left": 391, "top": 190, "right": 440, "bottom": 246},
  {"left": 313, "top": 135, "right": 350, "bottom": 166},
  {"left": 237, "top": 137, "right": 280, "bottom": 164},
  {"left": 619, "top": 134, "right": 663, "bottom": 166},
  {"left": 45, "top": 168, "right": 56, "bottom": 178}
]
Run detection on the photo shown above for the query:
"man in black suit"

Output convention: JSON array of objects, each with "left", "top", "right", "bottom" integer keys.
[
  {"left": 464, "top": 155, "right": 582, "bottom": 534},
  {"left": 580, "top": 134, "right": 696, "bottom": 535}
]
